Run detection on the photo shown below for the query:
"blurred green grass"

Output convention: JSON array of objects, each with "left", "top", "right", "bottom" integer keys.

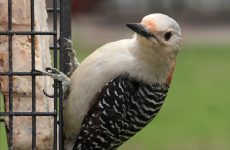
[
  {"left": 0, "top": 45, "right": 230, "bottom": 150},
  {"left": 0, "top": 94, "right": 8, "bottom": 150}
]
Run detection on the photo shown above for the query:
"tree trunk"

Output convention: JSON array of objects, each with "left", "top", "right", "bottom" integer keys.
[{"left": 0, "top": 0, "right": 54, "bottom": 149}]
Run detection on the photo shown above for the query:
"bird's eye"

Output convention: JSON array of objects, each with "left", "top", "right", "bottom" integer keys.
[{"left": 164, "top": 31, "right": 173, "bottom": 41}]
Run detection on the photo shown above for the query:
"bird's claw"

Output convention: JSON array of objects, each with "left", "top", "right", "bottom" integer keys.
[
  {"left": 43, "top": 89, "right": 54, "bottom": 98},
  {"left": 37, "top": 67, "right": 71, "bottom": 97}
]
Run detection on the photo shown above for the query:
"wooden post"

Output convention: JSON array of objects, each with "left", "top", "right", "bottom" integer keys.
[{"left": 0, "top": 0, "right": 54, "bottom": 149}]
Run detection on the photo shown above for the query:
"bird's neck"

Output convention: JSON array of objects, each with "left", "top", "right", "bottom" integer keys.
[{"left": 128, "top": 37, "right": 176, "bottom": 84}]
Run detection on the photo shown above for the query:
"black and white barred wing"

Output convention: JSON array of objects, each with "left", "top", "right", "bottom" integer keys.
[{"left": 73, "top": 75, "right": 169, "bottom": 150}]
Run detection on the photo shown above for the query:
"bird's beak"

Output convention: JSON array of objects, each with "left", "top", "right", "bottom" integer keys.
[{"left": 126, "top": 23, "right": 159, "bottom": 42}]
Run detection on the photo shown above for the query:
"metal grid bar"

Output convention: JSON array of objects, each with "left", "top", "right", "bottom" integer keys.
[
  {"left": 60, "top": 0, "right": 72, "bottom": 75},
  {"left": 0, "top": 31, "right": 57, "bottom": 35},
  {"left": 8, "top": 0, "right": 14, "bottom": 148},
  {"left": 59, "top": 0, "right": 64, "bottom": 148},
  {"left": 58, "top": 0, "right": 73, "bottom": 149},
  {"left": 52, "top": 0, "right": 58, "bottom": 149},
  {"left": 0, "top": 0, "right": 71, "bottom": 149},
  {"left": 0, "top": 112, "right": 56, "bottom": 116},
  {"left": 0, "top": 72, "right": 43, "bottom": 76},
  {"left": 50, "top": 46, "right": 60, "bottom": 50},
  {"left": 47, "top": 8, "right": 60, "bottom": 12},
  {"left": 30, "top": 0, "right": 37, "bottom": 149}
]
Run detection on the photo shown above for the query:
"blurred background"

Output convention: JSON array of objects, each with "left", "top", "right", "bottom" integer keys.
[
  {"left": 1, "top": 0, "right": 229, "bottom": 150},
  {"left": 71, "top": 0, "right": 230, "bottom": 150}
]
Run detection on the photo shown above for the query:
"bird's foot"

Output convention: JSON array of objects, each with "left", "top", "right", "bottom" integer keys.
[
  {"left": 37, "top": 67, "right": 71, "bottom": 97},
  {"left": 44, "top": 67, "right": 71, "bottom": 94},
  {"left": 63, "top": 38, "right": 80, "bottom": 77}
]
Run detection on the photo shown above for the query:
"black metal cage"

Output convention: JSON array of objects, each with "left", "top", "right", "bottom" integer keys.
[{"left": 0, "top": 0, "right": 71, "bottom": 149}]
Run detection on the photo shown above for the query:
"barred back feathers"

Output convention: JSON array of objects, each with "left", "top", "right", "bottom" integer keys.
[{"left": 73, "top": 75, "right": 169, "bottom": 150}]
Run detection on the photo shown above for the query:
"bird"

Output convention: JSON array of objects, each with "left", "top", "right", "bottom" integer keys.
[{"left": 63, "top": 13, "right": 183, "bottom": 150}]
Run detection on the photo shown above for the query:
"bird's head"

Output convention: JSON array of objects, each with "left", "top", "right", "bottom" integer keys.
[{"left": 127, "top": 13, "right": 183, "bottom": 57}]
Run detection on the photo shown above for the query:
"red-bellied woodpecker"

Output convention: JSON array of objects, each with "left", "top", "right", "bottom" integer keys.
[{"left": 57, "top": 13, "right": 183, "bottom": 150}]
